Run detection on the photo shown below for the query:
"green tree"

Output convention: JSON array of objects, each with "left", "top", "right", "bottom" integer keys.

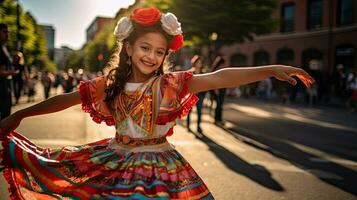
[
  {"left": 146, "top": 0, "right": 278, "bottom": 47},
  {"left": 0, "top": 0, "right": 56, "bottom": 71},
  {"left": 65, "top": 50, "right": 85, "bottom": 71}
]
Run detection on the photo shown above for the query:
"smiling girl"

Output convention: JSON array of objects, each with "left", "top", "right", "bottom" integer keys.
[{"left": 0, "top": 8, "right": 314, "bottom": 199}]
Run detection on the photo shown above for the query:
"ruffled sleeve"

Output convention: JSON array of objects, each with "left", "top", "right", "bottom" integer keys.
[
  {"left": 156, "top": 71, "right": 198, "bottom": 125},
  {"left": 77, "top": 76, "right": 115, "bottom": 126}
]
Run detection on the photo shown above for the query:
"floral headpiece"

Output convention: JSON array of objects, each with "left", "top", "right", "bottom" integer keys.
[{"left": 113, "top": 8, "right": 184, "bottom": 52}]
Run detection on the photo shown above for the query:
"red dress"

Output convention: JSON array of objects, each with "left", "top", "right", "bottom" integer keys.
[{"left": 0, "top": 71, "right": 214, "bottom": 199}]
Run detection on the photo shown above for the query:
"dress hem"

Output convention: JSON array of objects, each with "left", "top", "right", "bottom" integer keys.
[{"left": 1, "top": 132, "right": 25, "bottom": 200}]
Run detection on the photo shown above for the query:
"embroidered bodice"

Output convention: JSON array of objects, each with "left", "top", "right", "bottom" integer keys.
[{"left": 78, "top": 71, "right": 198, "bottom": 144}]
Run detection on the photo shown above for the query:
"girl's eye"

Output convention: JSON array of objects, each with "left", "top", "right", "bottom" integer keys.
[
  {"left": 141, "top": 46, "right": 149, "bottom": 51},
  {"left": 156, "top": 51, "right": 164, "bottom": 56}
]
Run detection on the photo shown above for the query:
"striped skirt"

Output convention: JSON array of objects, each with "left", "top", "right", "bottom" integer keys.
[{"left": 0, "top": 132, "right": 214, "bottom": 200}]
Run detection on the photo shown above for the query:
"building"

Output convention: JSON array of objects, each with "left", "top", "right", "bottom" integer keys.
[
  {"left": 220, "top": 0, "right": 356, "bottom": 104},
  {"left": 86, "top": 16, "right": 114, "bottom": 42},
  {"left": 40, "top": 25, "right": 55, "bottom": 60},
  {"left": 54, "top": 46, "right": 74, "bottom": 70}
]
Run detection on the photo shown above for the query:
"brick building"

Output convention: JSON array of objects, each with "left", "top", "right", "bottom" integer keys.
[
  {"left": 86, "top": 17, "right": 114, "bottom": 42},
  {"left": 220, "top": 0, "right": 356, "bottom": 104}
]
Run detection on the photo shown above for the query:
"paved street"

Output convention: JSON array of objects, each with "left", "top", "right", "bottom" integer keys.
[{"left": 0, "top": 85, "right": 356, "bottom": 199}]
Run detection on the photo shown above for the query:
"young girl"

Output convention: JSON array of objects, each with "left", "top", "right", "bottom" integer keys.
[{"left": 0, "top": 8, "right": 314, "bottom": 200}]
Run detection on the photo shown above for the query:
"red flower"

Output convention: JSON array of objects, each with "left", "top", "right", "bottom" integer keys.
[
  {"left": 170, "top": 34, "right": 184, "bottom": 51},
  {"left": 131, "top": 8, "right": 161, "bottom": 26}
]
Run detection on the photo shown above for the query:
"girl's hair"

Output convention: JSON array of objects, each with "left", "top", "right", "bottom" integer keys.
[{"left": 104, "top": 22, "right": 173, "bottom": 109}]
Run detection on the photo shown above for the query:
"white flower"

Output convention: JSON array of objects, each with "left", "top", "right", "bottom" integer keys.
[
  {"left": 113, "top": 17, "right": 133, "bottom": 41},
  {"left": 160, "top": 12, "right": 182, "bottom": 36}
]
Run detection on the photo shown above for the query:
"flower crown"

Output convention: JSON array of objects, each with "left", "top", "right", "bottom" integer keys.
[{"left": 113, "top": 8, "right": 184, "bottom": 52}]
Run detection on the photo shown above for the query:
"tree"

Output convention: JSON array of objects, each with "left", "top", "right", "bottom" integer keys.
[
  {"left": 146, "top": 0, "right": 278, "bottom": 48},
  {"left": 0, "top": 0, "right": 55, "bottom": 71}
]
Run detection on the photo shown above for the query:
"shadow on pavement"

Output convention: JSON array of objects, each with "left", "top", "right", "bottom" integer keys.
[
  {"left": 190, "top": 130, "right": 285, "bottom": 192},
  {"left": 221, "top": 122, "right": 357, "bottom": 196}
]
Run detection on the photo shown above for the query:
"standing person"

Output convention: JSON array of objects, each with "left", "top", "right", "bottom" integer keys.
[
  {"left": 210, "top": 56, "right": 227, "bottom": 126},
  {"left": 0, "top": 23, "right": 18, "bottom": 120},
  {"left": 0, "top": 8, "right": 314, "bottom": 199},
  {"left": 12, "top": 51, "right": 27, "bottom": 104},
  {"left": 53, "top": 71, "right": 64, "bottom": 94},
  {"left": 64, "top": 69, "right": 74, "bottom": 93},
  {"left": 27, "top": 72, "right": 37, "bottom": 102},
  {"left": 41, "top": 70, "right": 52, "bottom": 99},
  {"left": 186, "top": 55, "right": 206, "bottom": 133}
]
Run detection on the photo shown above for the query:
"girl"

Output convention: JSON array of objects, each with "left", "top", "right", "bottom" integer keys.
[{"left": 0, "top": 8, "right": 314, "bottom": 200}]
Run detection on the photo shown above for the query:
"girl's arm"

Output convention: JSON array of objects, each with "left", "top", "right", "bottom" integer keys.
[
  {"left": 188, "top": 65, "right": 315, "bottom": 93},
  {"left": 0, "top": 91, "right": 81, "bottom": 135}
]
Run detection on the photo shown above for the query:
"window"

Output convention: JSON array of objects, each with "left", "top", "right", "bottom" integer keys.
[
  {"left": 230, "top": 53, "right": 247, "bottom": 67},
  {"left": 254, "top": 51, "right": 270, "bottom": 65},
  {"left": 281, "top": 3, "right": 295, "bottom": 33},
  {"left": 302, "top": 49, "right": 323, "bottom": 71},
  {"left": 338, "top": 0, "right": 355, "bottom": 26},
  {"left": 277, "top": 48, "right": 294, "bottom": 65},
  {"left": 307, "top": 0, "right": 323, "bottom": 30}
]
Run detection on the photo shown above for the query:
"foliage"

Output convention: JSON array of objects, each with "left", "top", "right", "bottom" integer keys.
[
  {"left": 146, "top": 0, "right": 278, "bottom": 47},
  {"left": 0, "top": 0, "right": 55, "bottom": 71}
]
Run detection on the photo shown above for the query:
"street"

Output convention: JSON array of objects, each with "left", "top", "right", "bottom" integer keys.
[{"left": 0, "top": 87, "right": 356, "bottom": 200}]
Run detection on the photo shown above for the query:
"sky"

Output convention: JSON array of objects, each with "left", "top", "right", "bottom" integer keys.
[{"left": 19, "top": 0, "right": 135, "bottom": 49}]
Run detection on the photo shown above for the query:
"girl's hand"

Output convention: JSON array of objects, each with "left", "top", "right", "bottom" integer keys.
[
  {"left": 271, "top": 65, "right": 315, "bottom": 88},
  {"left": 0, "top": 112, "right": 23, "bottom": 137}
]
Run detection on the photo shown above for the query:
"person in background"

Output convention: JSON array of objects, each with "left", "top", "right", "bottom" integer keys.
[
  {"left": 0, "top": 23, "right": 18, "bottom": 119},
  {"left": 12, "top": 51, "right": 28, "bottom": 104},
  {"left": 27, "top": 72, "right": 37, "bottom": 103},
  {"left": 41, "top": 70, "right": 52, "bottom": 99},
  {"left": 187, "top": 55, "right": 206, "bottom": 133},
  {"left": 210, "top": 56, "right": 227, "bottom": 126}
]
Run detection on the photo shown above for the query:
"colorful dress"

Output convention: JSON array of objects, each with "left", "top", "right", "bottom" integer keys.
[{"left": 0, "top": 71, "right": 214, "bottom": 200}]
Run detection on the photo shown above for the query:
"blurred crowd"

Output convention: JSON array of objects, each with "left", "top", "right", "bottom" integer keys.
[{"left": 177, "top": 52, "right": 357, "bottom": 133}]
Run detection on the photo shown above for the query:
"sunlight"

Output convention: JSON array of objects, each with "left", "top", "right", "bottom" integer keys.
[{"left": 227, "top": 103, "right": 273, "bottom": 118}]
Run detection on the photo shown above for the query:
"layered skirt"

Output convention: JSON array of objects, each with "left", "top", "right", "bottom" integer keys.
[{"left": 0, "top": 132, "right": 214, "bottom": 199}]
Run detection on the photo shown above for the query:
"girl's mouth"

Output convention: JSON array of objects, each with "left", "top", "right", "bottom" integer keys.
[{"left": 141, "top": 59, "right": 155, "bottom": 67}]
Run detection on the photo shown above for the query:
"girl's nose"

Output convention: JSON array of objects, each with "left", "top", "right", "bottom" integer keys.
[{"left": 147, "top": 50, "right": 155, "bottom": 60}]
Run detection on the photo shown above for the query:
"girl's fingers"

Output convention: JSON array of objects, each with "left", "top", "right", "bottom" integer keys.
[
  {"left": 296, "top": 75, "right": 312, "bottom": 88},
  {"left": 282, "top": 72, "right": 297, "bottom": 85}
]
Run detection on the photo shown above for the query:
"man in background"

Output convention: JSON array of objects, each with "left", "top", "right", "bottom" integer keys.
[{"left": 0, "top": 23, "right": 18, "bottom": 120}]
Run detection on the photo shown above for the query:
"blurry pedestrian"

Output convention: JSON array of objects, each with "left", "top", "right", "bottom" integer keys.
[
  {"left": 210, "top": 56, "right": 227, "bottom": 126},
  {"left": 27, "top": 73, "right": 37, "bottom": 102},
  {"left": 63, "top": 69, "right": 74, "bottom": 93},
  {"left": 53, "top": 71, "right": 64, "bottom": 94},
  {"left": 0, "top": 23, "right": 18, "bottom": 120},
  {"left": 187, "top": 55, "right": 206, "bottom": 133},
  {"left": 347, "top": 72, "right": 357, "bottom": 112},
  {"left": 41, "top": 70, "right": 52, "bottom": 99},
  {"left": 12, "top": 51, "right": 27, "bottom": 104}
]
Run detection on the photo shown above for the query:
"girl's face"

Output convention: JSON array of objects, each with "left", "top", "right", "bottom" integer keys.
[{"left": 126, "top": 32, "right": 167, "bottom": 81}]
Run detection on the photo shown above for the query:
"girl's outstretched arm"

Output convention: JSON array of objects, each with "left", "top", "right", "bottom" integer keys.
[
  {"left": 188, "top": 65, "right": 315, "bottom": 93},
  {"left": 0, "top": 91, "right": 81, "bottom": 135}
]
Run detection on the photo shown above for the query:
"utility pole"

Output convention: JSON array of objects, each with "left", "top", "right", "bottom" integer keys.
[{"left": 16, "top": 0, "right": 22, "bottom": 51}]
